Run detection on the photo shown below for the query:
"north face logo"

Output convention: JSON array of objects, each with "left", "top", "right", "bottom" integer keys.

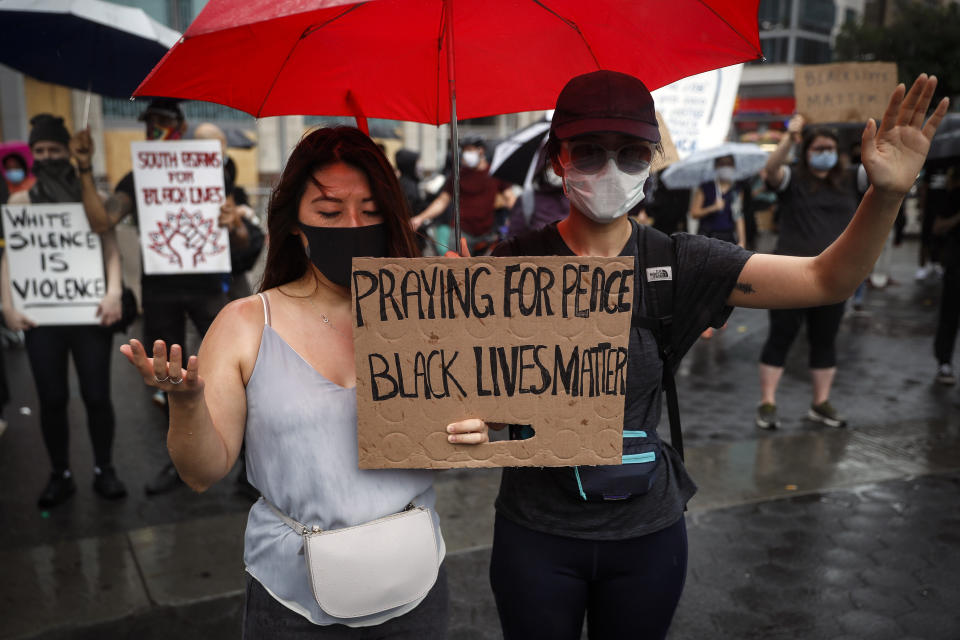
[{"left": 646, "top": 266, "right": 673, "bottom": 282}]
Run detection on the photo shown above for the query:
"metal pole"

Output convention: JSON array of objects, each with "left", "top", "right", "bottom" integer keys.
[{"left": 444, "top": 0, "right": 462, "bottom": 255}]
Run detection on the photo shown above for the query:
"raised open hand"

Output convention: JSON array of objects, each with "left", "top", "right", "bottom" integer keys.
[
  {"left": 120, "top": 339, "right": 203, "bottom": 394},
  {"left": 862, "top": 74, "right": 950, "bottom": 196}
]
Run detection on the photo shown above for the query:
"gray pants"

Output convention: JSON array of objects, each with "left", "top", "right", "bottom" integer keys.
[{"left": 242, "top": 567, "right": 448, "bottom": 639}]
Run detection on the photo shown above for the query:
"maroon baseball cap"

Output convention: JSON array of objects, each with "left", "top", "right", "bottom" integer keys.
[{"left": 551, "top": 70, "right": 660, "bottom": 143}]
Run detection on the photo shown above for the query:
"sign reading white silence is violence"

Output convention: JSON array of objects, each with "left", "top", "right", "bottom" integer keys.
[
  {"left": 2, "top": 203, "right": 105, "bottom": 325},
  {"left": 131, "top": 139, "right": 231, "bottom": 276}
]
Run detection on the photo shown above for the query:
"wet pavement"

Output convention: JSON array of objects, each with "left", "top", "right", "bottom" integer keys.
[{"left": 1, "top": 236, "right": 958, "bottom": 639}]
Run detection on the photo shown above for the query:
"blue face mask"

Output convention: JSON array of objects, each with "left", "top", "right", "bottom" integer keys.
[
  {"left": 5, "top": 168, "right": 25, "bottom": 184},
  {"left": 809, "top": 150, "right": 838, "bottom": 171}
]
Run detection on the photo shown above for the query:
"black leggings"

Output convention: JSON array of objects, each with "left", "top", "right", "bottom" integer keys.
[
  {"left": 759, "top": 302, "right": 846, "bottom": 369},
  {"left": 934, "top": 265, "right": 960, "bottom": 365},
  {"left": 490, "top": 513, "right": 688, "bottom": 640},
  {"left": 24, "top": 325, "right": 116, "bottom": 471}
]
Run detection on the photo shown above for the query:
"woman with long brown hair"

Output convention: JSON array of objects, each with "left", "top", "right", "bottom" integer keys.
[{"left": 120, "top": 127, "right": 487, "bottom": 637}]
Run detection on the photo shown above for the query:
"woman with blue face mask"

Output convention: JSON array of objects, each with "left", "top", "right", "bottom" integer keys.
[
  {"left": 755, "top": 116, "right": 859, "bottom": 431},
  {"left": 2, "top": 152, "right": 35, "bottom": 199},
  {"left": 463, "top": 70, "right": 949, "bottom": 640}
]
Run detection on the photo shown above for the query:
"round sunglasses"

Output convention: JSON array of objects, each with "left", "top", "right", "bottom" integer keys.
[{"left": 562, "top": 141, "right": 653, "bottom": 175}]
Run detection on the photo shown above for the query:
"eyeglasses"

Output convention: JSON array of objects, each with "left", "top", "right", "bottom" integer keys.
[{"left": 562, "top": 141, "right": 653, "bottom": 175}]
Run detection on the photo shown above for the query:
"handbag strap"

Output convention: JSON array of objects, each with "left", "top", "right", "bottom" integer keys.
[{"left": 263, "top": 497, "right": 315, "bottom": 535}]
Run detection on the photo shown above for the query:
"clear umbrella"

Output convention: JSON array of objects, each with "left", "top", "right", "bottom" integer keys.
[{"left": 660, "top": 142, "right": 768, "bottom": 190}]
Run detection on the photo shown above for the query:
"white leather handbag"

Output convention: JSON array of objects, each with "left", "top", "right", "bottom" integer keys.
[{"left": 266, "top": 500, "right": 440, "bottom": 618}]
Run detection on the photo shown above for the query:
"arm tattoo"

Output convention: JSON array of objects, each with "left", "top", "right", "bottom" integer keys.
[{"left": 735, "top": 282, "right": 756, "bottom": 295}]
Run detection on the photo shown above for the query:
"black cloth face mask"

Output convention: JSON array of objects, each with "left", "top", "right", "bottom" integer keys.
[
  {"left": 298, "top": 222, "right": 389, "bottom": 288},
  {"left": 29, "top": 158, "right": 81, "bottom": 203}
]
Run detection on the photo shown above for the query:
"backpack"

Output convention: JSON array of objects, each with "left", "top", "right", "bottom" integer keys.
[{"left": 503, "top": 219, "right": 684, "bottom": 502}]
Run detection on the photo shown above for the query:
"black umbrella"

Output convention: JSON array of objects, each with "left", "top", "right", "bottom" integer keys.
[
  {"left": 0, "top": 0, "right": 180, "bottom": 98},
  {"left": 489, "top": 119, "right": 552, "bottom": 186}
]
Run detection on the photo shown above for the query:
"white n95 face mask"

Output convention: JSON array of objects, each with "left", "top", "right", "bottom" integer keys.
[
  {"left": 562, "top": 158, "right": 649, "bottom": 224},
  {"left": 461, "top": 150, "right": 481, "bottom": 169}
]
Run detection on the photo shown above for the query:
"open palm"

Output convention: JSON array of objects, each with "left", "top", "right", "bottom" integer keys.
[{"left": 862, "top": 74, "right": 949, "bottom": 195}]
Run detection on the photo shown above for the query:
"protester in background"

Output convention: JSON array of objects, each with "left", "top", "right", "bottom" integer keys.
[
  {"left": 70, "top": 99, "right": 231, "bottom": 496},
  {"left": 755, "top": 115, "right": 861, "bottom": 430},
  {"left": 396, "top": 148, "right": 426, "bottom": 216},
  {"left": 193, "top": 122, "right": 264, "bottom": 300},
  {"left": 689, "top": 155, "right": 747, "bottom": 248},
  {"left": 1, "top": 114, "right": 127, "bottom": 507},
  {"left": 689, "top": 155, "right": 746, "bottom": 338},
  {"left": 932, "top": 167, "right": 960, "bottom": 386},
  {"left": 470, "top": 70, "right": 946, "bottom": 640},
  {"left": 3, "top": 151, "right": 35, "bottom": 198},
  {"left": 916, "top": 158, "right": 951, "bottom": 280},
  {"left": 645, "top": 170, "right": 690, "bottom": 235},
  {"left": 506, "top": 159, "right": 568, "bottom": 237},
  {"left": 120, "top": 127, "right": 490, "bottom": 636},
  {"left": 411, "top": 136, "right": 516, "bottom": 254}
]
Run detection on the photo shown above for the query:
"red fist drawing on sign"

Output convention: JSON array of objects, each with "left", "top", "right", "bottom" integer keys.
[{"left": 147, "top": 208, "right": 227, "bottom": 268}]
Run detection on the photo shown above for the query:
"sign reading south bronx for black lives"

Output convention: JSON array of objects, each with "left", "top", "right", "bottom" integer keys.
[{"left": 352, "top": 256, "right": 634, "bottom": 469}]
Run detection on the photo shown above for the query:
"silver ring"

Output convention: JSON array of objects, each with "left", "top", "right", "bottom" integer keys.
[
  {"left": 154, "top": 374, "right": 170, "bottom": 383},
  {"left": 169, "top": 376, "right": 183, "bottom": 385}
]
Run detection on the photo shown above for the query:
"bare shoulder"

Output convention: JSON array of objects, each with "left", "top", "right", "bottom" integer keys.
[
  {"left": 199, "top": 295, "right": 267, "bottom": 376},
  {"left": 207, "top": 295, "right": 266, "bottom": 341}
]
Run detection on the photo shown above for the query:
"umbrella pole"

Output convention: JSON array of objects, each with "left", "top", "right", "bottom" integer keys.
[{"left": 444, "top": 0, "right": 462, "bottom": 256}]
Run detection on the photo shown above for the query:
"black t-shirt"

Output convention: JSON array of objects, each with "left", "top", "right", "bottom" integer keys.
[
  {"left": 492, "top": 221, "right": 752, "bottom": 540},
  {"left": 116, "top": 171, "right": 226, "bottom": 294},
  {"left": 774, "top": 165, "right": 858, "bottom": 257}
]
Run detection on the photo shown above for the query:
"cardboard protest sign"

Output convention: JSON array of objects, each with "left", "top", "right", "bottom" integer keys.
[
  {"left": 352, "top": 256, "right": 635, "bottom": 469},
  {"left": 652, "top": 63, "right": 743, "bottom": 159},
  {"left": 794, "top": 62, "right": 898, "bottom": 124},
  {"left": 2, "top": 203, "right": 105, "bottom": 325},
  {"left": 131, "top": 140, "right": 231, "bottom": 275}
]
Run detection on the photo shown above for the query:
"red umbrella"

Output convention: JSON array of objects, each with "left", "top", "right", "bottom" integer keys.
[{"left": 135, "top": 0, "right": 762, "bottom": 248}]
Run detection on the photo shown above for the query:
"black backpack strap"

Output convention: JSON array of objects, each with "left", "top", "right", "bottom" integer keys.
[{"left": 630, "top": 222, "right": 684, "bottom": 461}]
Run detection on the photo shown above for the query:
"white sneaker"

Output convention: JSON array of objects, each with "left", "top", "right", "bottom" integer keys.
[
  {"left": 915, "top": 265, "right": 931, "bottom": 280},
  {"left": 936, "top": 363, "right": 956, "bottom": 386}
]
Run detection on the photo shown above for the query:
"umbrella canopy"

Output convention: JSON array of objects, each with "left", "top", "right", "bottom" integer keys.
[
  {"left": 135, "top": 0, "right": 762, "bottom": 123},
  {"left": 135, "top": 0, "right": 761, "bottom": 251},
  {"left": 660, "top": 142, "right": 767, "bottom": 190},
  {"left": 0, "top": 0, "right": 181, "bottom": 98},
  {"left": 490, "top": 119, "right": 552, "bottom": 186}
]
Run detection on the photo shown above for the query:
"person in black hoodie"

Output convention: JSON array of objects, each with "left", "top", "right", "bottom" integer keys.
[{"left": 395, "top": 148, "right": 426, "bottom": 216}]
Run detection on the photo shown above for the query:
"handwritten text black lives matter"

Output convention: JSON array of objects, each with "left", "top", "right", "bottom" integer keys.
[
  {"left": 135, "top": 147, "right": 227, "bottom": 269},
  {"left": 1, "top": 204, "right": 104, "bottom": 324},
  {"left": 353, "top": 260, "right": 635, "bottom": 403}
]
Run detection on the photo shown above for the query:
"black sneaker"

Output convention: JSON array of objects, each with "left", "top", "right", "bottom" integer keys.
[
  {"left": 93, "top": 466, "right": 128, "bottom": 500},
  {"left": 807, "top": 401, "right": 847, "bottom": 428},
  {"left": 936, "top": 363, "right": 957, "bottom": 386},
  {"left": 755, "top": 403, "right": 779, "bottom": 430},
  {"left": 144, "top": 462, "right": 183, "bottom": 496},
  {"left": 38, "top": 470, "right": 76, "bottom": 508}
]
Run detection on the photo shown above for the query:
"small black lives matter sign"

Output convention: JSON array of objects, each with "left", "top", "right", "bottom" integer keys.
[
  {"left": 2, "top": 203, "right": 105, "bottom": 325},
  {"left": 352, "top": 256, "right": 634, "bottom": 470}
]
